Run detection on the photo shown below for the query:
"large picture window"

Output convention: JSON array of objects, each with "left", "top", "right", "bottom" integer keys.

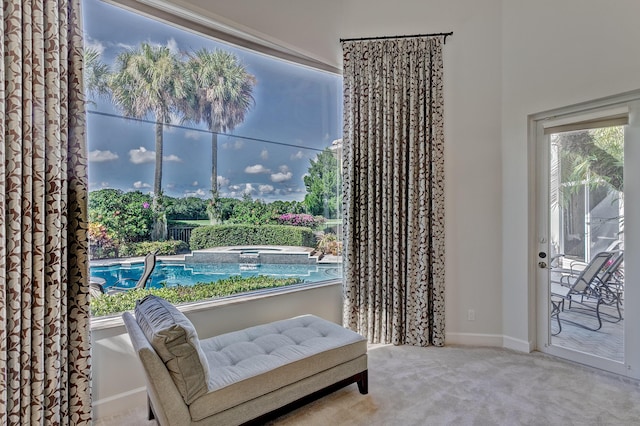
[{"left": 83, "top": 0, "right": 343, "bottom": 317}]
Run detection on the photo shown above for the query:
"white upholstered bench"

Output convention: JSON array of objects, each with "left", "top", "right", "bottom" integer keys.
[{"left": 123, "top": 295, "right": 368, "bottom": 425}]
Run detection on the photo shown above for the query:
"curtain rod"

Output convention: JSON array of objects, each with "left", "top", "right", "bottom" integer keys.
[{"left": 340, "top": 32, "right": 453, "bottom": 44}]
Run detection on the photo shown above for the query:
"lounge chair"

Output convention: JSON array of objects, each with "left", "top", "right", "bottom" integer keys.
[
  {"left": 89, "top": 281, "right": 106, "bottom": 298},
  {"left": 551, "top": 251, "right": 622, "bottom": 331},
  {"left": 599, "top": 250, "right": 624, "bottom": 295},
  {"left": 550, "top": 240, "right": 623, "bottom": 275},
  {"left": 107, "top": 250, "right": 158, "bottom": 294}
]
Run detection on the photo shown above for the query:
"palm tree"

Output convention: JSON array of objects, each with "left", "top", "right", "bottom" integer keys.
[
  {"left": 84, "top": 47, "right": 110, "bottom": 104},
  {"left": 183, "top": 49, "right": 256, "bottom": 216},
  {"left": 556, "top": 128, "right": 623, "bottom": 193},
  {"left": 109, "top": 43, "right": 185, "bottom": 213}
]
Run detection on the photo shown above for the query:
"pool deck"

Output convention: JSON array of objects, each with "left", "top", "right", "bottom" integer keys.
[{"left": 90, "top": 245, "right": 341, "bottom": 267}]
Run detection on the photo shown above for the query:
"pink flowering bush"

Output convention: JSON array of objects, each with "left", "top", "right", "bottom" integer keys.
[{"left": 277, "top": 213, "right": 325, "bottom": 229}]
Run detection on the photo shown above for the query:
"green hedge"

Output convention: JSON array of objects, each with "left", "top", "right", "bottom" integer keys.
[
  {"left": 119, "top": 240, "right": 189, "bottom": 257},
  {"left": 90, "top": 276, "right": 302, "bottom": 317},
  {"left": 190, "top": 224, "right": 315, "bottom": 250}
]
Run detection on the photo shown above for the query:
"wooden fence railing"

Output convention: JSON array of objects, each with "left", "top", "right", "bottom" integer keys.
[{"left": 168, "top": 226, "right": 194, "bottom": 244}]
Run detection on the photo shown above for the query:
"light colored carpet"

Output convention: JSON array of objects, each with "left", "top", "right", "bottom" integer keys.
[
  {"left": 268, "top": 345, "right": 640, "bottom": 426},
  {"left": 97, "top": 345, "right": 640, "bottom": 425}
]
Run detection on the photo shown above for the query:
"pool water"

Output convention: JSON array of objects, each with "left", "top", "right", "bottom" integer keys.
[{"left": 90, "top": 261, "right": 341, "bottom": 290}]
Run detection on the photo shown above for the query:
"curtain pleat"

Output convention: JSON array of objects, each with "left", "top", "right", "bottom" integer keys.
[
  {"left": 342, "top": 37, "right": 445, "bottom": 347},
  {"left": 1, "top": 0, "right": 92, "bottom": 423}
]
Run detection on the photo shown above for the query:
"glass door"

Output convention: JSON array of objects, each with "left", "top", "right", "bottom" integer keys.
[
  {"left": 535, "top": 97, "right": 640, "bottom": 378},
  {"left": 548, "top": 126, "right": 624, "bottom": 360}
]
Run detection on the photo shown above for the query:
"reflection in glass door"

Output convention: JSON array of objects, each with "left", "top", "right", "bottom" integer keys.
[{"left": 548, "top": 126, "right": 624, "bottom": 362}]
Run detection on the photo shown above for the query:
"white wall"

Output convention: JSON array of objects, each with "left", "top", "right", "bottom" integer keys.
[
  {"left": 178, "top": 0, "right": 506, "bottom": 343},
  {"left": 500, "top": 0, "right": 640, "bottom": 349}
]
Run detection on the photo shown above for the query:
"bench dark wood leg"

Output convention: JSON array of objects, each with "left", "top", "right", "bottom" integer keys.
[
  {"left": 147, "top": 395, "right": 156, "bottom": 421},
  {"left": 357, "top": 370, "right": 368, "bottom": 394}
]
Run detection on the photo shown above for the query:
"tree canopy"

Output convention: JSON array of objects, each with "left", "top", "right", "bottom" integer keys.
[
  {"left": 182, "top": 49, "right": 256, "bottom": 215},
  {"left": 303, "top": 148, "right": 340, "bottom": 218},
  {"left": 109, "top": 43, "right": 186, "bottom": 213}
]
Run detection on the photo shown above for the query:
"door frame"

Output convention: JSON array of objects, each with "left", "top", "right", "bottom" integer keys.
[{"left": 529, "top": 89, "right": 640, "bottom": 379}]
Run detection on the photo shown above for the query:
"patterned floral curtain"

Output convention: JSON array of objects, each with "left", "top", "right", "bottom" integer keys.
[
  {"left": 342, "top": 36, "right": 445, "bottom": 347},
  {"left": 0, "top": 0, "right": 92, "bottom": 423}
]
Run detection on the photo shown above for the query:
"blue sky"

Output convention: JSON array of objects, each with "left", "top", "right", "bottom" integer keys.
[{"left": 83, "top": 0, "right": 342, "bottom": 201}]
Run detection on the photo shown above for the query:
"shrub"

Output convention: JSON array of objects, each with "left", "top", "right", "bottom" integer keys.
[
  {"left": 317, "top": 233, "right": 342, "bottom": 256},
  {"left": 277, "top": 213, "right": 326, "bottom": 229},
  {"left": 226, "top": 195, "right": 275, "bottom": 225},
  {"left": 88, "top": 222, "right": 117, "bottom": 259},
  {"left": 190, "top": 224, "right": 315, "bottom": 250},
  {"left": 119, "top": 240, "right": 189, "bottom": 257},
  {"left": 89, "top": 189, "right": 155, "bottom": 243},
  {"left": 90, "top": 276, "right": 303, "bottom": 317}
]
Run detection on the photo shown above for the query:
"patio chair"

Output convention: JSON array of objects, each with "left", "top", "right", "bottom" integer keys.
[
  {"left": 599, "top": 250, "right": 624, "bottom": 295},
  {"left": 89, "top": 281, "right": 106, "bottom": 298},
  {"left": 107, "top": 250, "right": 158, "bottom": 294},
  {"left": 550, "top": 240, "right": 623, "bottom": 275},
  {"left": 551, "top": 251, "right": 622, "bottom": 331}
]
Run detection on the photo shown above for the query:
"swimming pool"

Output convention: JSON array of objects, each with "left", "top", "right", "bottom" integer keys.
[{"left": 90, "top": 261, "right": 342, "bottom": 290}]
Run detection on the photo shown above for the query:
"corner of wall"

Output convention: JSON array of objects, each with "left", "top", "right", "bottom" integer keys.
[{"left": 502, "top": 335, "right": 533, "bottom": 353}]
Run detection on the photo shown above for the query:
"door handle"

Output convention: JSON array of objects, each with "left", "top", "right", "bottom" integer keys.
[{"left": 538, "top": 262, "right": 547, "bottom": 269}]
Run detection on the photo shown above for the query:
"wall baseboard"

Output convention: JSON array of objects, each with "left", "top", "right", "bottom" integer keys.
[
  {"left": 445, "top": 332, "right": 503, "bottom": 347},
  {"left": 445, "top": 332, "right": 532, "bottom": 353}
]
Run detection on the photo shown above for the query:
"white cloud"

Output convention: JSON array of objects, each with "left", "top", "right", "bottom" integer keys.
[
  {"left": 116, "top": 42, "right": 135, "bottom": 50},
  {"left": 163, "top": 154, "right": 183, "bottom": 163},
  {"left": 85, "top": 38, "right": 105, "bottom": 54},
  {"left": 217, "top": 176, "right": 230, "bottom": 187},
  {"left": 185, "top": 130, "right": 202, "bottom": 140},
  {"left": 270, "top": 171, "right": 293, "bottom": 183},
  {"left": 133, "top": 181, "right": 151, "bottom": 189},
  {"left": 230, "top": 183, "right": 255, "bottom": 194},
  {"left": 245, "top": 164, "right": 270, "bottom": 174},
  {"left": 90, "top": 181, "right": 107, "bottom": 189},
  {"left": 129, "top": 147, "right": 155, "bottom": 164},
  {"left": 278, "top": 165, "right": 290, "bottom": 173},
  {"left": 260, "top": 149, "right": 269, "bottom": 160},
  {"left": 291, "top": 151, "right": 304, "bottom": 160},
  {"left": 89, "top": 149, "right": 119, "bottom": 162},
  {"left": 222, "top": 140, "right": 245, "bottom": 150},
  {"left": 259, "top": 184, "right": 275, "bottom": 194},
  {"left": 192, "top": 181, "right": 199, "bottom": 186},
  {"left": 166, "top": 38, "right": 179, "bottom": 54},
  {"left": 184, "top": 188, "right": 207, "bottom": 198}
]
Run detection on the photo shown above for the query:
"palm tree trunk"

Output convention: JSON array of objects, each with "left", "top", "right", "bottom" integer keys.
[
  {"left": 208, "top": 131, "right": 219, "bottom": 224},
  {"left": 211, "top": 131, "right": 218, "bottom": 199},
  {"left": 154, "top": 121, "right": 163, "bottom": 206},
  {"left": 152, "top": 121, "right": 167, "bottom": 240}
]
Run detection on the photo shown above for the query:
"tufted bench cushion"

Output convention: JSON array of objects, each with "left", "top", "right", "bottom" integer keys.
[{"left": 188, "top": 315, "right": 367, "bottom": 421}]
